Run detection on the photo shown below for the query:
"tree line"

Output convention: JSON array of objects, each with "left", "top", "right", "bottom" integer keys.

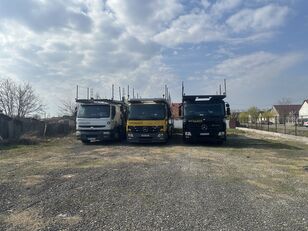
[{"left": 238, "top": 107, "right": 274, "bottom": 123}]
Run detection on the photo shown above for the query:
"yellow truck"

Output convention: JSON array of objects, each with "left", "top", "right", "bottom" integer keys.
[{"left": 126, "top": 98, "right": 173, "bottom": 143}]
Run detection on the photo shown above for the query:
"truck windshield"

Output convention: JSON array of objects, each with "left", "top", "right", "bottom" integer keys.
[
  {"left": 77, "top": 105, "right": 110, "bottom": 118},
  {"left": 184, "top": 103, "right": 224, "bottom": 118},
  {"left": 128, "top": 104, "right": 166, "bottom": 120}
]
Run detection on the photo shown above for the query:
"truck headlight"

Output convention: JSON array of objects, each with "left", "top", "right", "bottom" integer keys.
[
  {"left": 218, "top": 132, "right": 225, "bottom": 136},
  {"left": 157, "top": 133, "right": 164, "bottom": 138},
  {"left": 185, "top": 132, "right": 192, "bottom": 136},
  {"left": 127, "top": 133, "right": 134, "bottom": 138}
]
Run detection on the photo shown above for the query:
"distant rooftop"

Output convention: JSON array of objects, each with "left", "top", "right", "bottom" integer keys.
[{"left": 273, "top": 104, "right": 301, "bottom": 115}]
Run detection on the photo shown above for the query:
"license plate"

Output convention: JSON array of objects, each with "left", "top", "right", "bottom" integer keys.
[
  {"left": 88, "top": 138, "right": 97, "bottom": 142},
  {"left": 141, "top": 134, "right": 150, "bottom": 137},
  {"left": 200, "top": 133, "right": 209, "bottom": 136}
]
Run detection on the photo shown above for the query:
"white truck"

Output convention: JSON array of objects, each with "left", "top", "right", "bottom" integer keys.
[{"left": 75, "top": 99, "right": 127, "bottom": 143}]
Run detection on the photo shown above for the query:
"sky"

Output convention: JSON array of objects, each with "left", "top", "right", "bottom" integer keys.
[{"left": 0, "top": 0, "right": 307, "bottom": 116}]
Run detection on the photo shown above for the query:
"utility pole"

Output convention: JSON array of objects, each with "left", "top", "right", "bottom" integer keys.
[
  {"left": 119, "top": 87, "right": 121, "bottom": 100},
  {"left": 219, "top": 84, "right": 222, "bottom": 95},
  {"left": 127, "top": 85, "right": 130, "bottom": 99}
]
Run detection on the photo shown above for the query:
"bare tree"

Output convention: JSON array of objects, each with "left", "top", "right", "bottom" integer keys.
[
  {"left": 0, "top": 78, "right": 44, "bottom": 118},
  {"left": 15, "top": 83, "right": 44, "bottom": 118},
  {"left": 59, "top": 99, "right": 76, "bottom": 116},
  {"left": 0, "top": 79, "right": 17, "bottom": 117},
  {"left": 277, "top": 97, "right": 292, "bottom": 105}
]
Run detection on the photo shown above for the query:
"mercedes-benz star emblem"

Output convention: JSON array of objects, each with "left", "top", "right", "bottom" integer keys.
[
  {"left": 143, "top": 127, "right": 148, "bottom": 133},
  {"left": 201, "top": 124, "right": 208, "bottom": 131}
]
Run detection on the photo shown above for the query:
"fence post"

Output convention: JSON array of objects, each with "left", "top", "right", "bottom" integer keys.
[
  {"left": 295, "top": 120, "right": 297, "bottom": 136},
  {"left": 275, "top": 116, "right": 278, "bottom": 133},
  {"left": 267, "top": 117, "right": 270, "bottom": 131},
  {"left": 284, "top": 116, "right": 286, "bottom": 134}
]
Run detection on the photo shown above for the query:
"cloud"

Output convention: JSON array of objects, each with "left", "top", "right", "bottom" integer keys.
[
  {"left": 0, "top": 0, "right": 301, "bottom": 114},
  {"left": 0, "top": 0, "right": 181, "bottom": 114},
  {"left": 227, "top": 4, "right": 289, "bottom": 32},
  {"left": 153, "top": 12, "right": 226, "bottom": 46},
  {"left": 106, "top": 0, "right": 183, "bottom": 41},
  {"left": 0, "top": 0, "right": 93, "bottom": 33},
  {"left": 190, "top": 51, "right": 304, "bottom": 108},
  {"left": 211, "top": 0, "right": 243, "bottom": 16},
  {"left": 153, "top": 1, "right": 290, "bottom": 47}
]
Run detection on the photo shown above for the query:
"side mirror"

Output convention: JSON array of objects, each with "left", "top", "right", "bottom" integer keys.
[
  {"left": 112, "top": 106, "right": 116, "bottom": 118},
  {"left": 227, "top": 108, "right": 230, "bottom": 116}
]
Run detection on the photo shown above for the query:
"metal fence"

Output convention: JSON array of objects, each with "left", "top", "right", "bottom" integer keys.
[{"left": 238, "top": 115, "right": 308, "bottom": 137}]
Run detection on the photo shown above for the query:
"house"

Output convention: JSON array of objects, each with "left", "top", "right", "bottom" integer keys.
[
  {"left": 270, "top": 104, "right": 301, "bottom": 124},
  {"left": 299, "top": 99, "right": 308, "bottom": 120},
  {"left": 257, "top": 111, "right": 265, "bottom": 122}
]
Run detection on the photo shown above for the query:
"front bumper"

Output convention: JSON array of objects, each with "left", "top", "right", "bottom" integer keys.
[
  {"left": 76, "top": 130, "right": 115, "bottom": 141},
  {"left": 184, "top": 130, "right": 226, "bottom": 142},
  {"left": 127, "top": 132, "right": 168, "bottom": 143}
]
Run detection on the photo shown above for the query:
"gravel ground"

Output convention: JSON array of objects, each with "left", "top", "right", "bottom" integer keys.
[{"left": 0, "top": 130, "right": 308, "bottom": 231}]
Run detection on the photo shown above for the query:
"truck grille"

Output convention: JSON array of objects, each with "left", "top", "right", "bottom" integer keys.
[
  {"left": 129, "top": 126, "right": 162, "bottom": 133},
  {"left": 186, "top": 123, "right": 222, "bottom": 131}
]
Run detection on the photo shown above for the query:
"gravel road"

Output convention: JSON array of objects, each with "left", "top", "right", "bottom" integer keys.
[{"left": 0, "top": 131, "right": 308, "bottom": 230}]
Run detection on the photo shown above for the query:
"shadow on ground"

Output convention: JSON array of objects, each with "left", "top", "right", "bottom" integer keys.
[{"left": 73, "top": 133, "right": 302, "bottom": 151}]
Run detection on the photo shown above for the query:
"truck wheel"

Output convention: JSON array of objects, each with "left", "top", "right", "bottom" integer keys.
[
  {"left": 81, "top": 139, "right": 90, "bottom": 144},
  {"left": 119, "top": 127, "right": 125, "bottom": 140},
  {"left": 183, "top": 134, "right": 189, "bottom": 144}
]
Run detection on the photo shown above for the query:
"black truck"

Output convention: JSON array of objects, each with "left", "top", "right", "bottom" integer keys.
[{"left": 181, "top": 95, "right": 230, "bottom": 144}]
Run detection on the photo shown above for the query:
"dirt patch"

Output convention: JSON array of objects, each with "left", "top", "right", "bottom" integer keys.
[
  {"left": 22, "top": 175, "right": 44, "bottom": 187},
  {"left": 5, "top": 209, "right": 45, "bottom": 231}
]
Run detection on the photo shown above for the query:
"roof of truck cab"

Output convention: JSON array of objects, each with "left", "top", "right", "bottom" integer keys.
[
  {"left": 183, "top": 95, "right": 226, "bottom": 102},
  {"left": 76, "top": 98, "right": 127, "bottom": 106},
  {"left": 128, "top": 98, "right": 170, "bottom": 104}
]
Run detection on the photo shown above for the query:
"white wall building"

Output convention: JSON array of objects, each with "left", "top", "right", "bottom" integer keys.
[{"left": 299, "top": 100, "right": 308, "bottom": 119}]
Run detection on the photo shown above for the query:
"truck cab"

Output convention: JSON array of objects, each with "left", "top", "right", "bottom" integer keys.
[
  {"left": 182, "top": 95, "right": 230, "bottom": 144},
  {"left": 75, "top": 99, "right": 127, "bottom": 143},
  {"left": 126, "top": 98, "right": 173, "bottom": 143}
]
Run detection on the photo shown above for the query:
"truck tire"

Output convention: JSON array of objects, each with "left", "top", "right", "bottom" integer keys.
[
  {"left": 81, "top": 139, "right": 90, "bottom": 144},
  {"left": 183, "top": 133, "right": 189, "bottom": 143}
]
